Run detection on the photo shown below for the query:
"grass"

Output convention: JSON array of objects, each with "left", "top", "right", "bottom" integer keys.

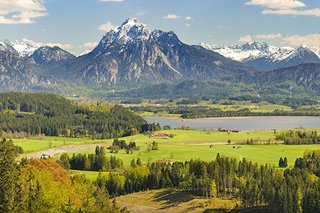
[
  {"left": 117, "top": 189, "right": 239, "bottom": 213},
  {"left": 13, "top": 129, "right": 278, "bottom": 153},
  {"left": 109, "top": 129, "right": 278, "bottom": 144},
  {"left": 14, "top": 129, "right": 320, "bottom": 169},
  {"left": 69, "top": 170, "right": 110, "bottom": 182},
  {"left": 13, "top": 136, "right": 108, "bottom": 153},
  {"left": 70, "top": 143, "right": 320, "bottom": 168}
]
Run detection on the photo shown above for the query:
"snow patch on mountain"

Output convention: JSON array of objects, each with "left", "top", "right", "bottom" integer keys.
[
  {"left": 9, "top": 39, "right": 42, "bottom": 57},
  {"left": 99, "top": 18, "right": 152, "bottom": 47},
  {"left": 201, "top": 41, "right": 320, "bottom": 71},
  {"left": 201, "top": 41, "right": 297, "bottom": 63},
  {"left": 309, "top": 46, "right": 320, "bottom": 58}
]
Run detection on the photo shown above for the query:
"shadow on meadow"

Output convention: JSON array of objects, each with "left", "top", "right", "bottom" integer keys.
[{"left": 153, "top": 189, "right": 195, "bottom": 209}]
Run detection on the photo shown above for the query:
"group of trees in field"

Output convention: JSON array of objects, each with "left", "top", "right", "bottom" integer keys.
[
  {"left": 0, "top": 138, "right": 127, "bottom": 213},
  {"left": 276, "top": 130, "right": 320, "bottom": 145},
  {"left": 0, "top": 92, "right": 156, "bottom": 139},
  {"left": 59, "top": 146, "right": 124, "bottom": 171},
  {"left": 94, "top": 153, "right": 320, "bottom": 212},
  {"left": 110, "top": 139, "right": 138, "bottom": 154},
  {"left": 279, "top": 157, "right": 288, "bottom": 168}
]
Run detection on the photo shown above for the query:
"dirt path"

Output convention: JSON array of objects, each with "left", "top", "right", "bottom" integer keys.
[{"left": 23, "top": 143, "right": 109, "bottom": 159}]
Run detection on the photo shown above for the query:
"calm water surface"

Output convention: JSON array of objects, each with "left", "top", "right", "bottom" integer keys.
[{"left": 145, "top": 116, "right": 320, "bottom": 131}]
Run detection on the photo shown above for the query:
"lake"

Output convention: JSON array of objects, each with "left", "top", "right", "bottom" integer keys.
[{"left": 145, "top": 116, "right": 320, "bottom": 131}]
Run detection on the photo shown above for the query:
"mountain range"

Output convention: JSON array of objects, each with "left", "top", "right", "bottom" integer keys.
[
  {"left": 0, "top": 18, "right": 320, "bottom": 102},
  {"left": 201, "top": 42, "right": 320, "bottom": 71}
]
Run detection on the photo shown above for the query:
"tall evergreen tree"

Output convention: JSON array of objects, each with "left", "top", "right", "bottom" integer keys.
[{"left": 0, "top": 138, "right": 18, "bottom": 212}]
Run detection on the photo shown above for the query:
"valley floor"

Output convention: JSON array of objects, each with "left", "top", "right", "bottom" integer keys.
[{"left": 16, "top": 128, "right": 320, "bottom": 180}]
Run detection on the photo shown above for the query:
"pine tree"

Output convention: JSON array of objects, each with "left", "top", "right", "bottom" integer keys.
[
  {"left": 283, "top": 157, "right": 288, "bottom": 168},
  {"left": 130, "top": 159, "right": 136, "bottom": 168},
  {"left": 59, "top": 153, "right": 70, "bottom": 170},
  {"left": 136, "top": 158, "right": 142, "bottom": 166},
  {"left": 279, "top": 157, "right": 284, "bottom": 167},
  {"left": 0, "top": 138, "right": 18, "bottom": 212}
]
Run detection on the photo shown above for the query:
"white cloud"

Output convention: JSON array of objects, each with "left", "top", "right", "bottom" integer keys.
[
  {"left": 239, "top": 35, "right": 253, "bottom": 43},
  {"left": 0, "top": 0, "right": 47, "bottom": 24},
  {"left": 245, "top": 0, "right": 305, "bottom": 9},
  {"left": 100, "top": 0, "right": 124, "bottom": 2},
  {"left": 83, "top": 42, "right": 98, "bottom": 49},
  {"left": 135, "top": 10, "right": 148, "bottom": 17},
  {"left": 283, "top": 34, "right": 320, "bottom": 46},
  {"left": 185, "top": 16, "right": 193, "bottom": 20},
  {"left": 238, "top": 33, "right": 320, "bottom": 47},
  {"left": 163, "top": 14, "right": 181, "bottom": 20},
  {"left": 21, "top": 39, "right": 72, "bottom": 50},
  {"left": 255, "top": 33, "right": 282, "bottom": 39},
  {"left": 45, "top": 42, "right": 72, "bottom": 50},
  {"left": 246, "top": 0, "right": 320, "bottom": 17},
  {"left": 185, "top": 23, "right": 191, "bottom": 27},
  {"left": 263, "top": 8, "right": 320, "bottom": 16},
  {"left": 99, "top": 22, "right": 117, "bottom": 32}
]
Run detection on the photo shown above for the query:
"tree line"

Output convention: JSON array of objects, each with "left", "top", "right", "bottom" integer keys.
[
  {"left": 59, "top": 146, "right": 124, "bottom": 172},
  {"left": 276, "top": 130, "right": 320, "bottom": 145}
]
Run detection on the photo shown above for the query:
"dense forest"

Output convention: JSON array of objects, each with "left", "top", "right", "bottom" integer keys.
[
  {"left": 0, "top": 138, "right": 128, "bottom": 213},
  {"left": 0, "top": 92, "right": 155, "bottom": 138}
]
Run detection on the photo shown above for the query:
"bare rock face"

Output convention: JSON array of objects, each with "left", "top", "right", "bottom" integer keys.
[
  {"left": 58, "top": 18, "right": 252, "bottom": 85},
  {"left": 29, "top": 46, "right": 75, "bottom": 65}
]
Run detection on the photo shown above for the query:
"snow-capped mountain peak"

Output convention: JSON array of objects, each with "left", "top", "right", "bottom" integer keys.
[
  {"left": 9, "top": 39, "right": 42, "bottom": 57},
  {"left": 99, "top": 18, "right": 151, "bottom": 47},
  {"left": 201, "top": 41, "right": 320, "bottom": 71},
  {"left": 201, "top": 41, "right": 272, "bottom": 61},
  {"left": 114, "top": 18, "right": 147, "bottom": 33},
  {"left": 242, "top": 41, "right": 269, "bottom": 51}
]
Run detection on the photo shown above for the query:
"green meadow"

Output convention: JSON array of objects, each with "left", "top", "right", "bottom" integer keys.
[
  {"left": 70, "top": 143, "right": 320, "bottom": 168},
  {"left": 69, "top": 170, "right": 110, "bottom": 182},
  {"left": 13, "top": 128, "right": 320, "bottom": 181},
  {"left": 13, "top": 137, "right": 107, "bottom": 153},
  {"left": 13, "top": 129, "right": 279, "bottom": 153}
]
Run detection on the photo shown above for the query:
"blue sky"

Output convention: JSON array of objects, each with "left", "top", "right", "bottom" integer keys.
[{"left": 0, "top": 0, "right": 320, "bottom": 54}]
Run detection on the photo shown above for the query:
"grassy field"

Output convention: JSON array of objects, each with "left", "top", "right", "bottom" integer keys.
[
  {"left": 69, "top": 170, "right": 110, "bottom": 182},
  {"left": 13, "top": 136, "right": 108, "bottom": 153},
  {"left": 13, "top": 128, "right": 320, "bottom": 183},
  {"left": 70, "top": 142, "right": 320, "bottom": 168},
  {"left": 117, "top": 189, "right": 239, "bottom": 213},
  {"left": 15, "top": 129, "right": 320, "bottom": 169},
  {"left": 13, "top": 129, "right": 278, "bottom": 153}
]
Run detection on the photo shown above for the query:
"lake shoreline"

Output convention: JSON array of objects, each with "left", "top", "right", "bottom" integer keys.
[
  {"left": 145, "top": 116, "right": 320, "bottom": 131},
  {"left": 145, "top": 115, "right": 320, "bottom": 121}
]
